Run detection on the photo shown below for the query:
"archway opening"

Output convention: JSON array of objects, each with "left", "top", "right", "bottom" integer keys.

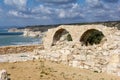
[
  {"left": 80, "top": 29, "right": 105, "bottom": 46},
  {"left": 52, "top": 29, "right": 72, "bottom": 46}
]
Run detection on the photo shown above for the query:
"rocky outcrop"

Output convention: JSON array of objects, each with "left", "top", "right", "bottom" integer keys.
[
  {"left": 34, "top": 24, "right": 120, "bottom": 76},
  {"left": 8, "top": 28, "right": 43, "bottom": 38},
  {"left": 8, "top": 26, "right": 52, "bottom": 38},
  {"left": 8, "top": 28, "right": 24, "bottom": 32},
  {"left": 23, "top": 29, "right": 42, "bottom": 37}
]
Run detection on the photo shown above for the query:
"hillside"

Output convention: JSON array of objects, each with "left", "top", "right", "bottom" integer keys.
[{"left": 18, "top": 21, "right": 120, "bottom": 32}]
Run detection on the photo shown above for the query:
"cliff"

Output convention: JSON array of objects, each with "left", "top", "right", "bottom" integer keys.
[
  {"left": 23, "top": 29, "right": 42, "bottom": 37},
  {"left": 8, "top": 28, "right": 24, "bottom": 32},
  {"left": 8, "top": 21, "right": 120, "bottom": 38},
  {"left": 8, "top": 25, "right": 59, "bottom": 37}
]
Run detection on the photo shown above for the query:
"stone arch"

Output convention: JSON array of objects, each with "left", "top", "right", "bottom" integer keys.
[
  {"left": 52, "top": 28, "right": 73, "bottom": 46},
  {"left": 80, "top": 29, "right": 105, "bottom": 46}
]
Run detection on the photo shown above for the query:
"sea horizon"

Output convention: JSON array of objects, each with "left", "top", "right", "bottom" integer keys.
[{"left": 0, "top": 29, "right": 41, "bottom": 47}]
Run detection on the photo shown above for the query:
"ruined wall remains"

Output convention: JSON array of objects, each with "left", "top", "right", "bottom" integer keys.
[
  {"left": 35, "top": 24, "right": 120, "bottom": 76},
  {"left": 43, "top": 24, "right": 114, "bottom": 48},
  {"left": 0, "top": 45, "right": 43, "bottom": 54}
]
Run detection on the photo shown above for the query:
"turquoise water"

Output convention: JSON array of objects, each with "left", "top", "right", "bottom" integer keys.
[{"left": 0, "top": 29, "right": 41, "bottom": 46}]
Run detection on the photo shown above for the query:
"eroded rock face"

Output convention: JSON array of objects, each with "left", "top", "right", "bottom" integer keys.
[
  {"left": 34, "top": 24, "right": 120, "bottom": 76},
  {"left": 23, "top": 29, "right": 42, "bottom": 37}
]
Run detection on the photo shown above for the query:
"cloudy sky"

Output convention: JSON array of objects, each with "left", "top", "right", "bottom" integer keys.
[{"left": 0, "top": 0, "right": 120, "bottom": 27}]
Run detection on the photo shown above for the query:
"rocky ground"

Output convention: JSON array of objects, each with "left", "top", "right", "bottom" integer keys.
[
  {"left": 1, "top": 22, "right": 120, "bottom": 80},
  {"left": 0, "top": 53, "right": 34, "bottom": 62},
  {"left": 0, "top": 59, "right": 120, "bottom": 80},
  {"left": 35, "top": 26, "right": 120, "bottom": 76}
]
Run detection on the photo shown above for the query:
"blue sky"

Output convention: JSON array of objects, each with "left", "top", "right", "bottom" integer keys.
[{"left": 0, "top": 0, "right": 120, "bottom": 27}]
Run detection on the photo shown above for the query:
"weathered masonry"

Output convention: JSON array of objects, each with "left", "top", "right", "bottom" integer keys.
[
  {"left": 36, "top": 24, "right": 120, "bottom": 76},
  {"left": 44, "top": 25, "right": 113, "bottom": 48}
]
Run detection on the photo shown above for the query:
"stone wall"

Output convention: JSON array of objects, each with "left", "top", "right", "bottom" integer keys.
[
  {"left": 0, "top": 45, "right": 44, "bottom": 54},
  {"left": 43, "top": 24, "right": 115, "bottom": 49},
  {"left": 35, "top": 24, "right": 120, "bottom": 76}
]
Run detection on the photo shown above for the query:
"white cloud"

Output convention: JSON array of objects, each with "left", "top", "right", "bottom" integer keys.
[
  {"left": 8, "top": 3, "right": 84, "bottom": 20},
  {"left": 31, "top": 5, "right": 52, "bottom": 14},
  {"left": 86, "top": 0, "right": 101, "bottom": 7},
  {"left": 56, "top": 3, "right": 83, "bottom": 19},
  {"left": 4, "top": 0, "right": 27, "bottom": 10},
  {"left": 8, "top": 10, "right": 19, "bottom": 16},
  {"left": 57, "top": 9, "right": 83, "bottom": 19},
  {"left": 6, "top": 0, "right": 120, "bottom": 24},
  {"left": 8, "top": 10, "right": 50, "bottom": 20},
  {"left": 86, "top": 0, "right": 99, "bottom": 3},
  {"left": 57, "top": 9, "right": 65, "bottom": 18},
  {"left": 31, "top": 3, "right": 83, "bottom": 19},
  {"left": 0, "top": 8, "right": 2, "bottom": 12},
  {"left": 8, "top": 10, "right": 31, "bottom": 18},
  {"left": 36, "top": 0, "right": 77, "bottom": 4}
]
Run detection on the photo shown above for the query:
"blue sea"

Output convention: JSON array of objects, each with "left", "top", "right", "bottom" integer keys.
[{"left": 0, "top": 29, "right": 41, "bottom": 46}]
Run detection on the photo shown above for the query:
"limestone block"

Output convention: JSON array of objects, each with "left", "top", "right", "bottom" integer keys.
[
  {"left": 83, "top": 65, "right": 90, "bottom": 69},
  {"left": 79, "top": 65, "right": 84, "bottom": 69},
  {"left": 50, "top": 53, "right": 61, "bottom": 59},
  {"left": 72, "top": 55, "right": 86, "bottom": 61},
  {"left": 113, "top": 49, "right": 120, "bottom": 54},
  {"left": 79, "top": 55, "right": 87, "bottom": 61},
  {"left": 0, "top": 69, "right": 9, "bottom": 80},
  {"left": 106, "top": 63, "right": 118, "bottom": 74},
  {"left": 60, "top": 49, "right": 71, "bottom": 55},
  {"left": 102, "top": 51, "right": 109, "bottom": 56},
  {"left": 84, "top": 61, "right": 95, "bottom": 67},
  {"left": 97, "top": 47, "right": 102, "bottom": 51},
  {"left": 114, "top": 31, "right": 120, "bottom": 36},
  {"left": 117, "top": 71, "right": 120, "bottom": 76},
  {"left": 93, "top": 66, "right": 102, "bottom": 73},
  {"left": 64, "top": 49, "right": 71, "bottom": 55},
  {"left": 108, "top": 43, "right": 118, "bottom": 50},
  {"left": 72, "top": 60, "right": 79, "bottom": 67},
  {"left": 87, "top": 50, "right": 93, "bottom": 54},
  {"left": 61, "top": 55, "right": 68, "bottom": 61},
  {"left": 102, "top": 67, "right": 107, "bottom": 72},
  {"left": 87, "top": 55, "right": 95, "bottom": 60},
  {"left": 102, "top": 43, "right": 108, "bottom": 50},
  {"left": 109, "top": 54, "right": 120, "bottom": 63},
  {"left": 72, "top": 49, "right": 81, "bottom": 54}
]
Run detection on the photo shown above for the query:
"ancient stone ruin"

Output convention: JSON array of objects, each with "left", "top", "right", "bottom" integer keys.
[
  {"left": 35, "top": 24, "right": 120, "bottom": 76},
  {"left": 0, "top": 69, "right": 9, "bottom": 80}
]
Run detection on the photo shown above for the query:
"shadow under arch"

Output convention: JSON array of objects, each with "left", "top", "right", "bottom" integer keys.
[
  {"left": 80, "top": 29, "right": 105, "bottom": 46},
  {"left": 52, "top": 28, "right": 73, "bottom": 46}
]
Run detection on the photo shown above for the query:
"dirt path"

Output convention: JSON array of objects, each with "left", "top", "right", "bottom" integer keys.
[{"left": 0, "top": 60, "right": 120, "bottom": 80}]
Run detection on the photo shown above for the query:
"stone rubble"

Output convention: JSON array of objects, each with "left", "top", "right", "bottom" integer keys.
[
  {"left": 0, "top": 45, "right": 43, "bottom": 54},
  {"left": 0, "top": 53, "right": 35, "bottom": 63}
]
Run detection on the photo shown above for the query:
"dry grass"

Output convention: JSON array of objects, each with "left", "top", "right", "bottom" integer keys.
[{"left": 0, "top": 60, "right": 120, "bottom": 80}]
